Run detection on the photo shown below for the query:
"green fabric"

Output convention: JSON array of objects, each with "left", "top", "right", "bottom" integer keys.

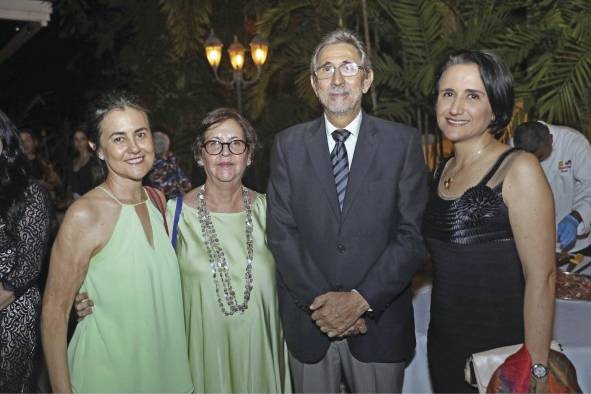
[
  {"left": 68, "top": 200, "right": 193, "bottom": 393},
  {"left": 168, "top": 194, "right": 292, "bottom": 393}
]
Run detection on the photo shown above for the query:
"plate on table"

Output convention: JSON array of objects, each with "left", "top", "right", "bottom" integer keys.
[{"left": 556, "top": 271, "right": 591, "bottom": 301}]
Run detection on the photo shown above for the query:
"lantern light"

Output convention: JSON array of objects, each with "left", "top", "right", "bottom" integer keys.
[
  {"left": 204, "top": 30, "right": 223, "bottom": 69},
  {"left": 227, "top": 36, "right": 245, "bottom": 71},
  {"left": 249, "top": 35, "right": 269, "bottom": 67}
]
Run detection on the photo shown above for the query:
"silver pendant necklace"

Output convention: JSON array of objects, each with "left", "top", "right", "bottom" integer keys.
[{"left": 196, "top": 185, "right": 254, "bottom": 316}]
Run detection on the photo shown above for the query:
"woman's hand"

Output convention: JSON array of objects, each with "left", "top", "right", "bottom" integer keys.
[{"left": 74, "top": 292, "right": 94, "bottom": 321}]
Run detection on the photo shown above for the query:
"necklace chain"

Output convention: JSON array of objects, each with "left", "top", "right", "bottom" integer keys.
[
  {"left": 196, "top": 185, "right": 254, "bottom": 316},
  {"left": 443, "top": 139, "right": 494, "bottom": 190}
]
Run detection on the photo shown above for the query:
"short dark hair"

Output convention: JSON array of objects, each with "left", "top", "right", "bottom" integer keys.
[
  {"left": 192, "top": 108, "right": 258, "bottom": 163},
  {"left": 513, "top": 121, "right": 550, "bottom": 153},
  {"left": 434, "top": 50, "right": 514, "bottom": 137},
  {"left": 87, "top": 91, "right": 149, "bottom": 148},
  {"left": 0, "top": 109, "right": 31, "bottom": 220}
]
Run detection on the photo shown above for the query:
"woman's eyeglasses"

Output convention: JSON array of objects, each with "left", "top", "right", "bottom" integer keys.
[{"left": 201, "top": 140, "right": 248, "bottom": 155}]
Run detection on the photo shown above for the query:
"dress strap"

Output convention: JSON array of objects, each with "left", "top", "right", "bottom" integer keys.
[
  {"left": 478, "top": 147, "right": 521, "bottom": 186},
  {"left": 96, "top": 185, "right": 147, "bottom": 206}
]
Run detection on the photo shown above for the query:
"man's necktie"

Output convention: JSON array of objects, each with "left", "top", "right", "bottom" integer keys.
[{"left": 331, "top": 129, "right": 351, "bottom": 211}]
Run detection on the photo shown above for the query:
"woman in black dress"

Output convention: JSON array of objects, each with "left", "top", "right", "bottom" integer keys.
[
  {"left": 0, "top": 109, "right": 51, "bottom": 392},
  {"left": 66, "top": 128, "right": 104, "bottom": 201},
  {"left": 423, "top": 50, "right": 556, "bottom": 392}
]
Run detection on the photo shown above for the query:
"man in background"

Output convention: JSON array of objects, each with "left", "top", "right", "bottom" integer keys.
[{"left": 514, "top": 121, "right": 591, "bottom": 255}]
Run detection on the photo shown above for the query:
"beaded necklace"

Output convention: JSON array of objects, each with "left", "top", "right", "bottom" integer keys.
[{"left": 196, "top": 185, "right": 254, "bottom": 316}]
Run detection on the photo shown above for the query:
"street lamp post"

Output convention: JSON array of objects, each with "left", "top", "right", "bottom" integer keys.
[{"left": 204, "top": 30, "right": 269, "bottom": 113}]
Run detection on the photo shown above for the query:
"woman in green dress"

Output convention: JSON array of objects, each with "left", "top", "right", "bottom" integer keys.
[
  {"left": 168, "top": 108, "right": 291, "bottom": 393},
  {"left": 41, "top": 92, "right": 193, "bottom": 393},
  {"left": 75, "top": 107, "right": 292, "bottom": 393}
]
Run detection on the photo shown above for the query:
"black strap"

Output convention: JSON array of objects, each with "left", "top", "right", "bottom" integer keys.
[{"left": 478, "top": 147, "right": 520, "bottom": 186}]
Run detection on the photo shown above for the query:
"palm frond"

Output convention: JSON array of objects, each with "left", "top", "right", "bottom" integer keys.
[{"left": 159, "top": 0, "right": 212, "bottom": 57}]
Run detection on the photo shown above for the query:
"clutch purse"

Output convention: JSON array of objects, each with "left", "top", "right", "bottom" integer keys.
[{"left": 464, "top": 341, "right": 563, "bottom": 393}]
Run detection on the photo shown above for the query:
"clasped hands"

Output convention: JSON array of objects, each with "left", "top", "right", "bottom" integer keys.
[{"left": 310, "top": 291, "right": 370, "bottom": 338}]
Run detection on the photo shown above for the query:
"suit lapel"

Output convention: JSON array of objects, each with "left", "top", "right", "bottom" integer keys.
[
  {"left": 305, "top": 118, "right": 340, "bottom": 219},
  {"left": 341, "top": 113, "right": 377, "bottom": 221}
]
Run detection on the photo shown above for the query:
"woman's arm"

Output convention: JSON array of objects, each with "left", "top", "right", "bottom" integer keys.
[
  {"left": 41, "top": 200, "right": 98, "bottom": 393},
  {"left": 504, "top": 152, "right": 556, "bottom": 366}
]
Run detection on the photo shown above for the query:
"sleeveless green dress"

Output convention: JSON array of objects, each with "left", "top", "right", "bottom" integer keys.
[
  {"left": 167, "top": 194, "right": 291, "bottom": 393},
  {"left": 68, "top": 187, "right": 193, "bottom": 393}
]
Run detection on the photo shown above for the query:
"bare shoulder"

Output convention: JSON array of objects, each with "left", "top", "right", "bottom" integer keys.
[
  {"left": 505, "top": 151, "right": 544, "bottom": 184},
  {"left": 60, "top": 188, "right": 121, "bottom": 247}
]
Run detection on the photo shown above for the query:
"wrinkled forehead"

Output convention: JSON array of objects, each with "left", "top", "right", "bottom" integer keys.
[{"left": 317, "top": 43, "right": 362, "bottom": 66}]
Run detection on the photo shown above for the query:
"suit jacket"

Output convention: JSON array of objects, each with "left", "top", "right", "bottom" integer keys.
[{"left": 266, "top": 112, "right": 429, "bottom": 363}]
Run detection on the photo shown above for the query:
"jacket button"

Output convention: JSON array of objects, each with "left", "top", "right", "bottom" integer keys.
[{"left": 337, "top": 244, "right": 346, "bottom": 253}]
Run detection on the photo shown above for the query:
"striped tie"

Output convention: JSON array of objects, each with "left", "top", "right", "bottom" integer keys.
[{"left": 331, "top": 129, "right": 351, "bottom": 211}]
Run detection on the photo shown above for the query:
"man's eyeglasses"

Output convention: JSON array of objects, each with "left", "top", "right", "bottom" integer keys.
[
  {"left": 201, "top": 139, "right": 248, "bottom": 155},
  {"left": 314, "top": 62, "right": 365, "bottom": 80}
]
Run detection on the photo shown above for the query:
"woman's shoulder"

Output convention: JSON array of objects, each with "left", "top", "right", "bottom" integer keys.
[
  {"left": 251, "top": 191, "right": 267, "bottom": 211},
  {"left": 65, "top": 187, "right": 119, "bottom": 226},
  {"left": 505, "top": 150, "right": 541, "bottom": 177}
]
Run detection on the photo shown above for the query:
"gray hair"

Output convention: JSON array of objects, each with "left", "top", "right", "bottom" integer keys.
[
  {"left": 310, "top": 29, "right": 372, "bottom": 76},
  {"left": 153, "top": 131, "right": 170, "bottom": 159}
]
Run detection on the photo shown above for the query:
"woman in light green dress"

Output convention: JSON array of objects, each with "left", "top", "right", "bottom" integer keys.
[
  {"left": 41, "top": 92, "right": 192, "bottom": 393},
  {"left": 168, "top": 108, "right": 291, "bottom": 393}
]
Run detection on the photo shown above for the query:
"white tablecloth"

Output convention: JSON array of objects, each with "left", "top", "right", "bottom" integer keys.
[{"left": 403, "top": 262, "right": 591, "bottom": 393}]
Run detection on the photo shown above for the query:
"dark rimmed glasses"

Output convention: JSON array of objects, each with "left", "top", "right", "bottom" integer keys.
[
  {"left": 201, "top": 139, "right": 248, "bottom": 155},
  {"left": 315, "top": 61, "right": 365, "bottom": 80}
]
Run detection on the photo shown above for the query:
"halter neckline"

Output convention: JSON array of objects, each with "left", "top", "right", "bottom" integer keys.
[{"left": 96, "top": 185, "right": 148, "bottom": 206}]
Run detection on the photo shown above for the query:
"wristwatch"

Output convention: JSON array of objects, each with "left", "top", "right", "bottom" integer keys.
[{"left": 531, "top": 363, "right": 549, "bottom": 379}]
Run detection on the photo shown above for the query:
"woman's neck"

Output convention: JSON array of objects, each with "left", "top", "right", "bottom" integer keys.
[
  {"left": 453, "top": 134, "right": 495, "bottom": 166},
  {"left": 203, "top": 180, "right": 244, "bottom": 213},
  {"left": 104, "top": 177, "right": 145, "bottom": 204}
]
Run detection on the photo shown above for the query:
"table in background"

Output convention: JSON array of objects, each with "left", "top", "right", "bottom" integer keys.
[{"left": 402, "top": 260, "right": 591, "bottom": 393}]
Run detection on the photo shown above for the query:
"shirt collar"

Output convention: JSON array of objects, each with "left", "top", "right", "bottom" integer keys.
[{"left": 324, "top": 110, "right": 362, "bottom": 139}]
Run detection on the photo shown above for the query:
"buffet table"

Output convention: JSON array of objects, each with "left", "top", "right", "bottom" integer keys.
[{"left": 403, "top": 259, "right": 591, "bottom": 393}]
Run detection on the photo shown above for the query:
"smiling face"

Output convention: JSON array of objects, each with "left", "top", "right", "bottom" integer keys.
[
  {"left": 436, "top": 63, "right": 494, "bottom": 143},
  {"left": 311, "top": 42, "right": 373, "bottom": 120},
  {"left": 200, "top": 118, "right": 250, "bottom": 186},
  {"left": 97, "top": 106, "right": 154, "bottom": 182}
]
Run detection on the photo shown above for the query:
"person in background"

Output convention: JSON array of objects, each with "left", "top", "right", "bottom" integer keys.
[
  {"left": 422, "top": 50, "right": 555, "bottom": 392},
  {"left": 144, "top": 130, "right": 192, "bottom": 199},
  {"left": 0, "top": 109, "right": 51, "bottom": 392},
  {"left": 19, "top": 128, "right": 62, "bottom": 198},
  {"left": 41, "top": 91, "right": 192, "bottom": 393},
  {"left": 513, "top": 121, "right": 591, "bottom": 255},
  {"left": 66, "top": 128, "right": 104, "bottom": 202}
]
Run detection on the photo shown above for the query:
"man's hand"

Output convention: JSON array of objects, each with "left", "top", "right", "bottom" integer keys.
[
  {"left": 74, "top": 292, "right": 94, "bottom": 321},
  {"left": 310, "top": 291, "right": 370, "bottom": 337},
  {"left": 557, "top": 212, "right": 580, "bottom": 249},
  {"left": 338, "top": 318, "right": 368, "bottom": 337}
]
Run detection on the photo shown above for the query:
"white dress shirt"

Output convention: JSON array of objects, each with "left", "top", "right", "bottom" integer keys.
[
  {"left": 540, "top": 123, "right": 591, "bottom": 252},
  {"left": 324, "top": 111, "right": 362, "bottom": 169}
]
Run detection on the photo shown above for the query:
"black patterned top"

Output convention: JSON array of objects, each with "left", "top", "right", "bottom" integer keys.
[
  {"left": 423, "top": 148, "right": 519, "bottom": 244},
  {"left": 0, "top": 180, "right": 51, "bottom": 392}
]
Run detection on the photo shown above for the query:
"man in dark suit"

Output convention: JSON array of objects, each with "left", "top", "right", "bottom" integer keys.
[{"left": 267, "top": 29, "right": 428, "bottom": 393}]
